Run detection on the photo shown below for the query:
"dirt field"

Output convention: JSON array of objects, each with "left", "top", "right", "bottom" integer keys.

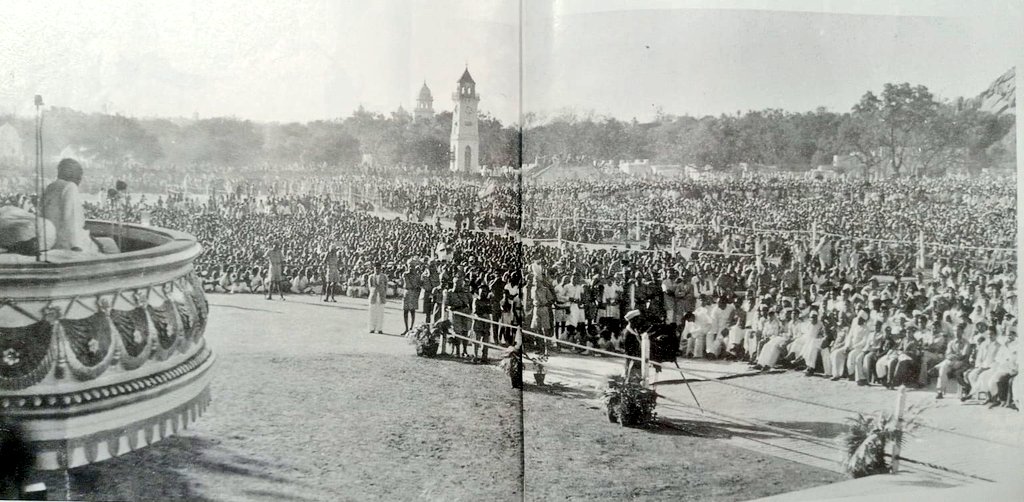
[
  {"left": 523, "top": 384, "right": 842, "bottom": 501},
  {"left": 36, "top": 294, "right": 844, "bottom": 500}
]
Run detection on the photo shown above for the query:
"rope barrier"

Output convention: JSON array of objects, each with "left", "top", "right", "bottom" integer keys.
[
  {"left": 448, "top": 310, "right": 1024, "bottom": 451},
  {"left": 655, "top": 394, "right": 840, "bottom": 450},
  {"left": 449, "top": 310, "right": 641, "bottom": 361},
  {"left": 657, "top": 397, "right": 996, "bottom": 483},
  {"left": 440, "top": 309, "right": 1003, "bottom": 483},
  {"left": 441, "top": 331, "right": 509, "bottom": 353},
  {"left": 524, "top": 238, "right": 755, "bottom": 257},
  {"left": 530, "top": 216, "right": 1013, "bottom": 252},
  {"left": 890, "top": 455, "right": 996, "bottom": 483}
]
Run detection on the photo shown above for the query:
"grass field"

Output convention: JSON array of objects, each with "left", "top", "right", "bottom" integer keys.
[{"left": 33, "top": 294, "right": 843, "bottom": 500}]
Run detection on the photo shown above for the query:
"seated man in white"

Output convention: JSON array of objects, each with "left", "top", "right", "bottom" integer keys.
[{"left": 41, "top": 158, "right": 118, "bottom": 254}]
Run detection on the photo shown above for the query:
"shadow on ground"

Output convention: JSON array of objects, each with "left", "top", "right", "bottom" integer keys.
[
  {"left": 766, "top": 420, "right": 847, "bottom": 440},
  {"left": 527, "top": 382, "right": 599, "bottom": 400},
  {"left": 39, "top": 435, "right": 316, "bottom": 502},
  {"left": 654, "top": 417, "right": 783, "bottom": 440}
]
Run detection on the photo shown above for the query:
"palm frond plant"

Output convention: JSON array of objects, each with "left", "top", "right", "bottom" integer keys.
[
  {"left": 603, "top": 374, "right": 657, "bottom": 427},
  {"left": 840, "top": 405, "right": 920, "bottom": 478},
  {"left": 409, "top": 321, "right": 442, "bottom": 357}
]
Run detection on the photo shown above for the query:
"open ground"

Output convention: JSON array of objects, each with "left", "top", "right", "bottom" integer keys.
[{"left": 35, "top": 292, "right": 850, "bottom": 501}]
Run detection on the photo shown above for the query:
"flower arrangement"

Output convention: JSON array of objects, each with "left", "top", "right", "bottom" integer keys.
[
  {"left": 409, "top": 322, "right": 441, "bottom": 357},
  {"left": 840, "top": 407, "right": 920, "bottom": 478},
  {"left": 603, "top": 374, "right": 657, "bottom": 427}
]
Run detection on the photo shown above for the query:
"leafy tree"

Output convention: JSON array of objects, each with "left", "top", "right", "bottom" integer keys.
[
  {"left": 171, "top": 118, "right": 263, "bottom": 166},
  {"left": 848, "top": 83, "right": 939, "bottom": 176},
  {"left": 305, "top": 121, "right": 361, "bottom": 166}
]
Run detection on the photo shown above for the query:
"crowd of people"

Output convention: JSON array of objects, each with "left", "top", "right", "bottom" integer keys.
[
  {"left": 2, "top": 160, "right": 1018, "bottom": 410},
  {"left": 523, "top": 175, "right": 1015, "bottom": 265}
]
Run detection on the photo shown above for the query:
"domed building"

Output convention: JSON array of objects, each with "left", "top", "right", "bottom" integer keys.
[{"left": 414, "top": 82, "right": 434, "bottom": 122}]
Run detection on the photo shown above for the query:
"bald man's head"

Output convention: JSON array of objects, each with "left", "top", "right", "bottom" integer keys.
[{"left": 57, "top": 158, "right": 83, "bottom": 185}]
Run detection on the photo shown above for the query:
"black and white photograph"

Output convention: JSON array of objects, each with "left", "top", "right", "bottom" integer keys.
[{"left": 0, "top": 1, "right": 1020, "bottom": 500}]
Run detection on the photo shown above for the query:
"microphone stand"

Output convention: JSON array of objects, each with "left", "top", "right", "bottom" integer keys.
[{"left": 118, "top": 187, "right": 128, "bottom": 252}]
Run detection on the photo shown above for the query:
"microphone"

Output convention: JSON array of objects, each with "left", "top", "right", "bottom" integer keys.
[{"left": 116, "top": 181, "right": 128, "bottom": 252}]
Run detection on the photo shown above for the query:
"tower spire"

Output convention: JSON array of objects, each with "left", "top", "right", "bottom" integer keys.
[{"left": 450, "top": 68, "right": 479, "bottom": 173}]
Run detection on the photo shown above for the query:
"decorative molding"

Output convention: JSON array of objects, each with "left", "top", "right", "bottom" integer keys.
[
  {"left": 0, "top": 271, "right": 209, "bottom": 386},
  {"left": 1, "top": 222, "right": 215, "bottom": 470},
  {"left": 32, "top": 384, "right": 212, "bottom": 470},
  {"left": 1, "top": 343, "right": 211, "bottom": 412}
]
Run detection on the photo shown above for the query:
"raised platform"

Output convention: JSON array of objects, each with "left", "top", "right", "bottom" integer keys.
[{"left": 0, "top": 220, "right": 214, "bottom": 470}]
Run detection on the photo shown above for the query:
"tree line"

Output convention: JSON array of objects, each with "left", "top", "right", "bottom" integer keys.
[
  {"left": 0, "top": 106, "right": 521, "bottom": 172},
  {"left": 0, "top": 81, "right": 1014, "bottom": 176},
  {"left": 523, "top": 83, "right": 1014, "bottom": 175}
]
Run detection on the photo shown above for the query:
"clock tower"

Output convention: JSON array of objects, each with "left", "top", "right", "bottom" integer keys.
[{"left": 450, "top": 67, "right": 479, "bottom": 173}]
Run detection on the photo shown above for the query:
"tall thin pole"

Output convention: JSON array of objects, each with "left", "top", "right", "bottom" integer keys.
[
  {"left": 640, "top": 332, "right": 651, "bottom": 385},
  {"left": 34, "top": 95, "right": 45, "bottom": 261},
  {"left": 34, "top": 101, "right": 40, "bottom": 261},
  {"left": 891, "top": 385, "right": 907, "bottom": 474}
]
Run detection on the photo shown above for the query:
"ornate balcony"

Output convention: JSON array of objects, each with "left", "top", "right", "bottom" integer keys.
[{"left": 0, "top": 221, "right": 214, "bottom": 470}]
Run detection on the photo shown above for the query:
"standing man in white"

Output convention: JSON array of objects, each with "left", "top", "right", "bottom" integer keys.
[{"left": 367, "top": 262, "right": 388, "bottom": 334}]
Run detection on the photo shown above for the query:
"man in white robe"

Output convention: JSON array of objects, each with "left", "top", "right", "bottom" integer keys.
[
  {"left": 686, "top": 296, "right": 713, "bottom": 357},
  {"left": 41, "top": 158, "right": 99, "bottom": 253},
  {"left": 843, "top": 315, "right": 870, "bottom": 381},
  {"left": 367, "top": 263, "right": 388, "bottom": 334},
  {"left": 965, "top": 327, "right": 1000, "bottom": 399},
  {"left": 756, "top": 309, "right": 792, "bottom": 369},
  {"left": 706, "top": 296, "right": 735, "bottom": 358}
]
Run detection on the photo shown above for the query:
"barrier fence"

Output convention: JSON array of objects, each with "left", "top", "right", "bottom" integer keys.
[
  {"left": 530, "top": 216, "right": 1015, "bottom": 253},
  {"left": 435, "top": 308, "right": 1019, "bottom": 482}
]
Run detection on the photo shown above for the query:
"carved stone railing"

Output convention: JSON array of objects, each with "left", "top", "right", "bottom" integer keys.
[{"left": 0, "top": 221, "right": 214, "bottom": 470}]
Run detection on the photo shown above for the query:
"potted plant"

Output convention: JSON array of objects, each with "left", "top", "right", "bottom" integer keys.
[
  {"left": 840, "top": 408, "right": 919, "bottom": 478},
  {"left": 532, "top": 353, "right": 549, "bottom": 386},
  {"left": 409, "top": 322, "right": 441, "bottom": 357},
  {"left": 499, "top": 345, "right": 523, "bottom": 389},
  {"left": 603, "top": 374, "right": 657, "bottom": 427}
]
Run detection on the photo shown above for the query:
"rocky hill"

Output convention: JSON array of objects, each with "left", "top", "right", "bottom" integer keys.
[{"left": 976, "top": 67, "right": 1015, "bottom": 116}]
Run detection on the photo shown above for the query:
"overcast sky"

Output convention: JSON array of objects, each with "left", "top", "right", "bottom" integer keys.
[
  {"left": 525, "top": 0, "right": 1022, "bottom": 121},
  {"left": 0, "top": 0, "right": 1019, "bottom": 124},
  {"left": 0, "top": 0, "right": 519, "bottom": 123}
]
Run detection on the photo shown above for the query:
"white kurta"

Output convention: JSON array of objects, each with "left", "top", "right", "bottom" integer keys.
[
  {"left": 41, "top": 179, "right": 97, "bottom": 252},
  {"left": 796, "top": 322, "right": 824, "bottom": 366}
]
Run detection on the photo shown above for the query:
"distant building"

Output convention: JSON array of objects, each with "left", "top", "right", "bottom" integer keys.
[
  {"left": 833, "top": 154, "right": 869, "bottom": 178},
  {"left": 651, "top": 164, "right": 685, "bottom": 177},
  {"left": 620, "top": 159, "right": 684, "bottom": 177},
  {"left": 620, "top": 159, "right": 652, "bottom": 175},
  {"left": 0, "top": 123, "right": 22, "bottom": 160},
  {"left": 414, "top": 82, "right": 435, "bottom": 122},
  {"left": 450, "top": 68, "right": 479, "bottom": 173}
]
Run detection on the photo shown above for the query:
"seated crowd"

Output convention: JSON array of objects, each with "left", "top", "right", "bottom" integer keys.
[{"left": 5, "top": 161, "right": 1016, "bottom": 410}]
